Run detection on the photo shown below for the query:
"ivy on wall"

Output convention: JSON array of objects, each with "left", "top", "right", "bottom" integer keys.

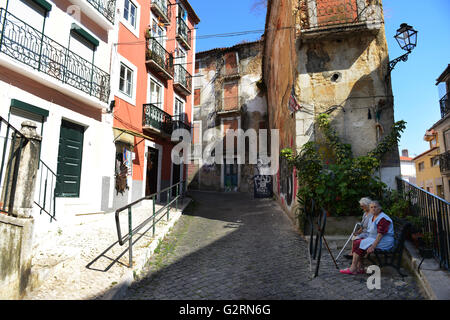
[{"left": 281, "top": 114, "right": 406, "bottom": 218}]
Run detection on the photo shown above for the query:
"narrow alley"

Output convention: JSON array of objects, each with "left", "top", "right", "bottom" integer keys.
[{"left": 121, "top": 191, "right": 425, "bottom": 300}]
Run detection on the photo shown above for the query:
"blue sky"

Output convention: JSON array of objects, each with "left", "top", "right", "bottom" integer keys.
[{"left": 189, "top": 0, "right": 450, "bottom": 157}]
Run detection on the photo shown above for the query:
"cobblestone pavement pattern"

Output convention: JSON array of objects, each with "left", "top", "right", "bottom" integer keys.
[{"left": 124, "top": 191, "right": 426, "bottom": 300}]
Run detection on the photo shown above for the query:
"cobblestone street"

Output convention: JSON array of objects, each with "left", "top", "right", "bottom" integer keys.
[{"left": 123, "top": 191, "right": 426, "bottom": 300}]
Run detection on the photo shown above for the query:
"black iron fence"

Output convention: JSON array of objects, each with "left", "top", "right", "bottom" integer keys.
[
  {"left": 146, "top": 37, "right": 174, "bottom": 77},
  {"left": 176, "top": 17, "right": 191, "bottom": 47},
  {"left": 439, "top": 150, "right": 450, "bottom": 174},
  {"left": 0, "top": 8, "right": 111, "bottom": 103},
  {"left": 143, "top": 103, "right": 173, "bottom": 135},
  {"left": 151, "top": 0, "right": 170, "bottom": 22},
  {"left": 299, "top": 0, "right": 384, "bottom": 31},
  {"left": 396, "top": 177, "right": 450, "bottom": 270},
  {"left": 86, "top": 0, "right": 116, "bottom": 24},
  {"left": 35, "top": 160, "right": 57, "bottom": 221},
  {"left": 172, "top": 113, "right": 191, "bottom": 133},
  {"left": 174, "top": 64, "right": 192, "bottom": 93},
  {"left": 440, "top": 93, "right": 449, "bottom": 119}
]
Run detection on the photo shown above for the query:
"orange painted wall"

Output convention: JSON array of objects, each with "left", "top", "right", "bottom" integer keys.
[
  {"left": 113, "top": 0, "right": 197, "bottom": 183},
  {"left": 113, "top": 0, "right": 149, "bottom": 181}
]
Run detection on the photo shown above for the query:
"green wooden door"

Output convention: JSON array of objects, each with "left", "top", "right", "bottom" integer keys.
[{"left": 55, "top": 120, "right": 84, "bottom": 197}]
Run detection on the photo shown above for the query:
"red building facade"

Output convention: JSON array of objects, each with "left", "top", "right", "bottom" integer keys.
[{"left": 113, "top": 0, "right": 199, "bottom": 206}]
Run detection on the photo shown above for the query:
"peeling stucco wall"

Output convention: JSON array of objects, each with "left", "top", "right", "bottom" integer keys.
[
  {"left": 296, "top": 23, "right": 401, "bottom": 187},
  {"left": 189, "top": 41, "right": 268, "bottom": 192},
  {"left": 263, "top": 0, "right": 299, "bottom": 220},
  {"left": 263, "top": 0, "right": 401, "bottom": 222}
]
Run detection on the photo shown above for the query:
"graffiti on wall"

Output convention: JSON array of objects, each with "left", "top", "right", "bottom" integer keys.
[{"left": 279, "top": 155, "right": 294, "bottom": 206}]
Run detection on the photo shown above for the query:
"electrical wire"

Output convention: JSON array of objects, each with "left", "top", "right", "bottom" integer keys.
[{"left": 114, "top": 25, "right": 293, "bottom": 46}]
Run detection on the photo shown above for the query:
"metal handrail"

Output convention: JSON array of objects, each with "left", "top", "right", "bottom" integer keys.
[
  {"left": 115, "top": 180, "right": 186, "bottom": 267},
  {"left": 34, "top": 159, "right": 57, "bottom": 221},
  {"left": 396, "top": 177, "right": 450, "bottom": 270}
]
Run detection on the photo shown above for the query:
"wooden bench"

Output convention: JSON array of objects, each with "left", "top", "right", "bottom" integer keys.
[{"left": 366, "top": 219, "right": 412, "bottom": 277}]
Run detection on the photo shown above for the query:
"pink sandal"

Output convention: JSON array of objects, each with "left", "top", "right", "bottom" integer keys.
[{"left": 339, "top": 268, "right": 357, "bottom": 275}]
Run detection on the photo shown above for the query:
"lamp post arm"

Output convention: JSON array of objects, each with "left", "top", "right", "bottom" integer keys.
[{"left": 388, "top": 51, "right": 411, "bottom": 73}]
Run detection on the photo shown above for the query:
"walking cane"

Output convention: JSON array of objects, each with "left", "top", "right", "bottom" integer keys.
[
  {"left": 322, "top": 234, "right": 339, "bottom": 270},
  {"left": 335, "top": 223, "right": 361, "bottom": 261}
]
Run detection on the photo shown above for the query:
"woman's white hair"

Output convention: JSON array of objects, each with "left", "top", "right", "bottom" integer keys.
[
  {"left": 359, "top": 197, "right": 372, "bottom": 207},
  {"left": 371, "top": 200, "right": 382, "bottom": 209}
]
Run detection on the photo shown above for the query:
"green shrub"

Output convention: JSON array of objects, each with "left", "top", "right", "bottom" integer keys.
[{"left": 282, "top": 114, "right": 406, "bottom": 217}]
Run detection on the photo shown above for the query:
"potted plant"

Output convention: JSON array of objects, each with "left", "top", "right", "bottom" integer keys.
[
  {"left": 405, "top": 215, "right": 424, "bottom": 246},
  {"left": 418, "top": 232, "right": 434, "bottom": 259}
]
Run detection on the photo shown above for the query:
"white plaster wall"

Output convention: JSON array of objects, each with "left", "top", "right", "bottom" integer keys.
[
  {"left": 0, "top": 80, "right": 116, "bottom": 231},
  {"left": 1, "top": 0, "right": 113, "bottom": 80},
  {"left": 400, "top": 161, "right": 416, "bottom": 178}
]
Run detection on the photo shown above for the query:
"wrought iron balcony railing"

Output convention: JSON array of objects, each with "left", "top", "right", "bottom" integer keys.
[
  {"left": 299, "top": 0, "right": 383, "bottom": 33},
  {"left": 145, "top": 37, "right": 174, "bottom": 80},
  {"left": 0, "top": 8, "right": 110, "bottom": 103},
  {"left": 151, "top": 0, "right": 170, "bottom": 24},
  {"left": 176, "top": 17, "right": 191, "bottom": 49},
  {"left": 440, "top": 93, "right": 449, "bottom": 119},
  {"left": 87, "top": 0, "right": 116, "bottom": 24},
  {"left": 174, "top": 64, "right": 192, "bottom": 95},
  {"left": 172, "top": 113, "right": 191, "bottom": 134},
  {"left": 439, "top": 150, "right": 450, "bottom": 174},
  {"left": 143, "top": 103, "right": 173, "bottom": 135}
]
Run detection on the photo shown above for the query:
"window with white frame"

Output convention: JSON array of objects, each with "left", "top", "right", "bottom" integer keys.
[
  {"left": 150, "top": 78, "right": 163, "bottom": 107},
  {"left": 151, "top": 17, "right": 166, "bottom": 47},
  {"left": 119, "top": 63, "right": 133, "bottom": 97},
  {"left": 174, "top": 97, "right": 185, "bottom": 121},
  {"left": 123, "top": 0, "right": 137, "bottom": 28}
]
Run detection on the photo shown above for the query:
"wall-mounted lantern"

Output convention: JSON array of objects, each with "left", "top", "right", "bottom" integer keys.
[{"left": 388, "top": 23, "right": 418, "bottom": 73}]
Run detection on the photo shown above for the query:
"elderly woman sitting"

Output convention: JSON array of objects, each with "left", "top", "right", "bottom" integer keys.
[
  {"left": 340, "top": 201, "right": 395, "bottom": 275},
  {"left": 344, "top": 197, "right": 373, "bottom": 259}
]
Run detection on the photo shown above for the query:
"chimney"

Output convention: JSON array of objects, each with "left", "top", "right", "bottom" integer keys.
[{"left": 402, "top": 149, "right": 409, "bottom": 158}]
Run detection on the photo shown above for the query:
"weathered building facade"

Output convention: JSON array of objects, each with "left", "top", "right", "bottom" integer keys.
[
  {"left": 263, "top": 0, "right": 401, "bottom": 221},
  {"left": 188, "top": 40, "right": 268, "bottom": 192},
  {"left": 422, "top": 64, "right": 450, "bottom": 200}
]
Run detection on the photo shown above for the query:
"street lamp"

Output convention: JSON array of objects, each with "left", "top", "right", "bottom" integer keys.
[{"left": 388, "top": 23, "right": 418, "bottom": 72}]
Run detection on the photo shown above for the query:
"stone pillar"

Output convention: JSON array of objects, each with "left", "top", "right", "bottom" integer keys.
[
  {"left": 0, "top": 121, "right": 40, "bottom": 299},
  {"left": 2, "top": 121, "right": 42, "bottom": 218}
]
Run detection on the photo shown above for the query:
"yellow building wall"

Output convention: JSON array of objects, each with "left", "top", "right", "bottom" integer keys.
[{"left": 414, "top": 148, "right": 443, "bottom": 197}]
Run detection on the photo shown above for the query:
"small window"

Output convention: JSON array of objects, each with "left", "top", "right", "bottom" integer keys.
[
  {"left": 431, "top": 138, "right": 437, "bottom": 148},
  {"left": 124, "top": 0, "right": 137, "bottom": 28},
  {"left": 431, "top": 156, "right": 440, "bottom": 167},
  {"left": 119, "top": 63, "right": 133, "bottom": 97},
  {"left": 418, "top": 162, "right": 425, "bottom": 171},
  {"left": 194, "top": 88, "right": 201, "bottom": 106}
]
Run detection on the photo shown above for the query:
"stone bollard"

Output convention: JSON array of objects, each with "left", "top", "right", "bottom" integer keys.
[{"left": 1, "top": 121, "right": 42, "bottom": 218}]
